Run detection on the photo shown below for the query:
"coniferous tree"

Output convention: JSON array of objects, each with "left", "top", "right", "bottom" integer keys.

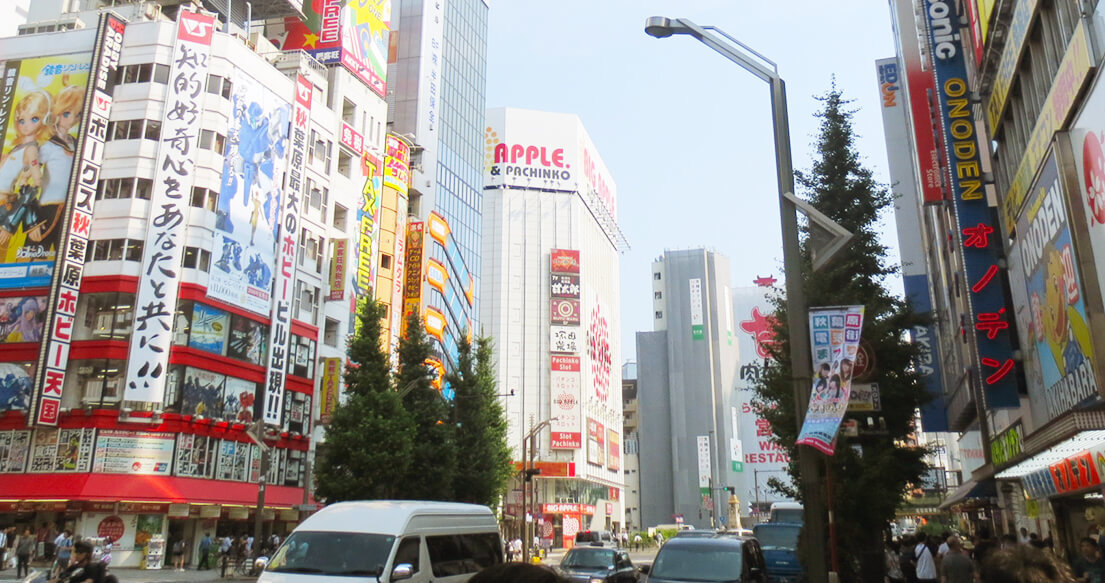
[
  {"left": 396, "top": 311, "right": 457, "bottom": 500},
  {"left": 450, "top": 334, "right": 514, "bottom": 508},
  {"left": 753, "top": 86, "right": 929, "bottom": 582},
  {"left": 314, "top": 298, "right": 416, "bottom": 502}
]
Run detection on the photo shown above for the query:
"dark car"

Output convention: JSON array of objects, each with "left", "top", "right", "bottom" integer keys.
[
  {"left": 642, "top": 536, "right": 767, "bottom": 583},
  {"left": 559, "top": 547, "right": 639, "bottom": 583},
  {"left": 753, "top": 523, "right": 802, "bottom": 583},
  {"left": 575, "top": 530, "right": 618, "bottom": 548}
]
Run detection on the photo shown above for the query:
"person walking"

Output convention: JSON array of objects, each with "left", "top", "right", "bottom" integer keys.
[
  {"left": 198, "top": 533, "right": 213, "bottom": 570},
  {"left": 0, "top": 526, "right": 7, "bottom": 572},
  {"left": 1072, "top": 536, "right": 1105, "bottom": 583},
  {"left": 915, "top": 535, "right": 938, "bottom": 583},
  {"left": 633, "top": 533, "right": 642, "bottom": 552},
  {"left": 53, "top": 530, "right": 73, "bottom": 577},
  {"left": 885, "top": 540, "right": 904, "bottom": 583},
  {"left": 940, "top": 536, "right": 975, "bottom": 583},
  {"left": 15, "top": 527, "right": 34, "bottom": 579},
  {"left": 171, "top": 537, "right": 186, "bottom": 571}
]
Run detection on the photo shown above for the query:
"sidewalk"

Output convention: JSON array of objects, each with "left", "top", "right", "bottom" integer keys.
[{"left": 0, "top": 566, "right": 255, "bottom": 583}]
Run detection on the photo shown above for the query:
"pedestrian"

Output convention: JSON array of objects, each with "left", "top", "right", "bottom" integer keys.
[
  {"left": 44, "top": 522, "right": 57, "bottom": 561},
  {"left": 972, "top": 527, "right": 998, "bottom": 564},
  {"left": 198, "top": 533, "right": 213, "bottom": 570},
  {"left": 0, "top": 526, "right": 7, "bottom": 572},
  {"left": 220, "top": 536, "right": 232, "bottom": 578},
  {"left": 885, "top": 539, "right": 904, "bottom": 583},
  {"left": 15, "top": 527, "right": 33, "bottom": 579},
  {"left": 101, "top": 535, "right": 113, "bottom": 566},
  {"left": 914, "top": 535, "right": 937, "bottom": 583},
  {"left": 50, "top": 540, "right": 110, "bottom": 583},
  {"left": 53, "top": 529, "right": 73, "bottom": 577},
  {"left": 940, "top": 536, "right": 975, "bottom": 583},
  {"left": 508, "top": 537, "right": 521, "bottom": 561},
  {"left": 1019, "top": 527, "right": 1030, "bottom": 545},
  {"left": 1072, "top": 536, "right": 1105, "bottom": 583},
  {"left": 4, "top": 527, "right": 14, "bottom": 571},
  {"left": 172, "top": 537, "right": 186, "bottom": 571},
  {"left": 633, "top": 533, "right": 642, "bottom": 552},
  {"left": 980, "top": 544, "right": 1075, "bottom": 582},
  {"left": 246, "top": 534, "right": 254, "bottom": 557}
]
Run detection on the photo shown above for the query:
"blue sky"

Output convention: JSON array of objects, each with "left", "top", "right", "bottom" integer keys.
[{"left": 485, "top": 1, "right": 901, "bottom": 362}]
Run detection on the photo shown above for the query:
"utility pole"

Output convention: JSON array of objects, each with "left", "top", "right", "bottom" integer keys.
[{"left": 247, "top": 421, "right": 274, "bottom": 562}]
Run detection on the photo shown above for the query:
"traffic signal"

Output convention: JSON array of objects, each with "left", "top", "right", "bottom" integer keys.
[
  {"left": 725, "top": 486, "right": 735, "bottom": 494},
  {"left": 524, "top": 468, "right": 542, "bottom": 482}
]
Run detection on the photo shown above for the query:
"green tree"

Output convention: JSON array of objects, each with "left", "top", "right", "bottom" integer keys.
[
  {"left": 314, "top": 298, "right": 416, "bottom": 502},
  {"left": 449, "top": 334, "right": 514, "bottom": 507},
  {"left": 396, "top": 311, "right": 457, "bottom": 500},
  {"left": 753, "top": 86, "right": 929, "bottom": 582}
]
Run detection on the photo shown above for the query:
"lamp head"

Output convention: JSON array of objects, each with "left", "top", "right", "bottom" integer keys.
[{"left": 644, "top": 16, "right": 674, "bottom": 38}]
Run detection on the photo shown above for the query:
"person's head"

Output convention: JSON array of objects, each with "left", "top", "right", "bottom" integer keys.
[
  {"left": 1020, "top": 527, "right": 1028, "bottom": 536},
  {"left": 948, "top": 536, "right": 963, "bottom": 552},
  {"left": 73, "top": 540, "right": 93, "bottom": 564},
  {"left": 980, "top": 545, "right": 1075, "bottom": 583},
  {"left": 1001, "top": 533, "right": 1018, "bottom": 547},
  {"left": 828, "top": 374, "right": 841, "bottom": 394},
  {"left": 1080, "top": 537, "right": 1098, "bottom": 559},
  {"left": 1029, "top": 532, "right": 1039, "bottom": 541},
  {"left": 839, "top": 359, "right": 854, "bottom": 380},
  {"left": 468, "top": 563, "right": 568, "bottom": 583}
]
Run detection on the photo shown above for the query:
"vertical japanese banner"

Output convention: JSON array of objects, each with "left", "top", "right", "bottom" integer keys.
[
  {"left": 549, "top": 355, "right": 582, "bottom": 449},
  {"left": 318, "top": 357, "right": 341, "bottom": 425},
  {"left": 30, "top": 14, "right": 126, "bottom": 425},
  {"left": 263, "top": 73, "right": 311, "bottom": 426},
  {"left": 697, "top": 434, "right": 712, "bottom": 496},
  {"left": 123, "top": 10, "right": 215, "bottom": 404},
  {"left": 925, "top": 0, "right": 1021, "bottom": 407},
  {"left": 796, "top": 306, "right": 864, "bottom": 455},
  {"left": 689, "top": 278, "right": 704, "bottom": 340},
  {"left": 329, "top": 238, "right": 347, "bottom": 300},
  {"left": 401, "top": 221, "right": 424, "bottom": 337}
]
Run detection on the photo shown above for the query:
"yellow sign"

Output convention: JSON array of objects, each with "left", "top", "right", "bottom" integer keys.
[
  {"left": 1002, "top": 21, "right": 1092, "bottom": 229},
  {"left": 986, "top": 0, "right": 1039, "bottom": 130}
]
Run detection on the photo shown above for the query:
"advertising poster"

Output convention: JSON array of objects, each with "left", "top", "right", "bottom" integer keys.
[
  {"left": 606, "top": 429, "right": 620, "bottom": 471},
  {"left": 0, "top": 294, "right": 46, "bottom": 343},
  {"left": 215, "top": 440, "right": 250, "bottom": 481},
  {"left": 355, "top": 152, "right": 381, "bottom": 299},
  {"left": 550, "top": 274, "right": 580, "bottom": 298},
  {"left": 384, "top": 134, "right": 411, "bottom": 194},
  {"left": 180, "top": 367, "right": 225, "bottom": 418},
  {"left": 0, "top": 53, "right": 91, "bottom": 287},
  {"left": 690, "top": 278, "right": 705, "bottom": 340},
  {"left": 0, "top": 430, "right": 30, "bottom": 473},
  {"left": 0, "top": 361, "right": 33, "bottom": 412},
  {"left": 587, "top": 299, "right": 612, "bottom": 403},
  {"left": 550, "top": 298, "right": 580, "bottom": 325},
  {"left": 188, "top": 303, "right": 229, "bottom": 355},
  {"left": 223, "top": 377, "right": 256, "bottom": 423},
  {"left": 269, "top": 0, "right": 390, "bottom": 96},
  {"left": 550, "top": 355, "right": 582, "bottom": 449},
  {"left": 92, "top": 429, "right": 174, "bottom": 475},
  {"left": 586, "top": 418, "right": 605, "bottom": 467},
  {"left": 175, "top": 433, "right": 214, "bottom": 478},
  {"left": 319, "top": 357, "right": 341, "bottom": 424},
  {"left": 227, "top": 315, "right": 266, "bottom": 365},
  {"left": 207, "top": 71, "right": 291, "bottom": 316},
  {"left": 797, "top": 305, "right": 865, "bottom": 455},
  {"left": 550, "top": 249, "right": 580, "bottom": 274},
  {"left": 28, "top": 427, "right": 94, "bottom": 472},
  {"left": 1010, "top": 151, "right": 1097, "bottom": 424},
  {"left": 550, "top": 326, "right": 580, "bottom": 354}
]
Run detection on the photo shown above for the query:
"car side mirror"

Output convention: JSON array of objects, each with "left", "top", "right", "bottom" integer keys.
[
  {"left": 392, "top": 563, "right": 415, "bottom": 581},
  {"left": 638, "top": 564, "right": 650, "bottom": 575}
]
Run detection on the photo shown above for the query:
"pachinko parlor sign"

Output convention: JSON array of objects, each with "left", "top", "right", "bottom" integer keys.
[{"left": 487, "top": 141, "right": 572, "bottom": 186}]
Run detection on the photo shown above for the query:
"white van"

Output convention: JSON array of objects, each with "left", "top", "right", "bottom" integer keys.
[{"left": 258, "top": 500, "right": 503, "bottom": 583}]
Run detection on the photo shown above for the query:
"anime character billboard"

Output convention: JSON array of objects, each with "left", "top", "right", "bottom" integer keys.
[
  {"left": 0, "top": 53, "right": 91, "bottom": 288},
  {"left": 207, "top": 73, "right": 291, "bottom": 315}
]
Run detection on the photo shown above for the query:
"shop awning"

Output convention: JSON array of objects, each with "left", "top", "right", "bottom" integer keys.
[{"left": 938, "top": 479, "right": 995, "bottom": 510}]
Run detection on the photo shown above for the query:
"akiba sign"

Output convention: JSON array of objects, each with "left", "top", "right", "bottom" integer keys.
[{"left": 924, "top": 0, "right": 1020, "bottom": 407}]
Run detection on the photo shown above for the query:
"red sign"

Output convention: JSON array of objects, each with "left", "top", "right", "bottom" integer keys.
[
  {"left": 177, "top": 10, "right": 216, "bottom": 44},
  {"left": 551, "top": 355, "right": 580, "bottom": 372},
  {"left": 551, "top": 431, "right": 582, "bottom": 449},
  {"left": 340, "top": 122, "right": 364, "bottom": 154},
  {"left": 606, "top": 502, "right": 614, "bottom": 515},
  {"left": 97, "top": 516, "right": 125, "bottom": 541},
  {"left": 543, "top": 503, "right": 595, "bottom": 515},
  {"left": 550, "top": 249, "right": 580, "bottom": 274},
  {"left": 511, "top": 461, "right": 576, "bottom": 478}
]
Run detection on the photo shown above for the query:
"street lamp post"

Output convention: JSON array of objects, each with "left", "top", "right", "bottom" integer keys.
[
  {"left": 520, "top": 416, "right": 558, "bottom": 563},
  {"left": 645, "top": 17, "right": 828, "bottom": 583}
]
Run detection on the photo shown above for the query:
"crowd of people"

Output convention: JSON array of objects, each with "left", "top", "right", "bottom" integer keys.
[{"left": 885, "top": 526, "right": 1098, "bottom": 583}]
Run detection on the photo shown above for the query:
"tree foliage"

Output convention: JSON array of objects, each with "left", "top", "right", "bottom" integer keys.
[
  {"left": 449, "top": 335, "right": 514, "bottom": 507},
  {"left": 314, "top": 298, "right": 415, "bottom": 502},
  {"left": 753, "top": 86, "right": 929, "bottom": 582}
]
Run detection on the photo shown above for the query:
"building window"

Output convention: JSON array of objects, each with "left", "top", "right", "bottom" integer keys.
[
  {"left": 332, "top": 204, "right": 347, "bottom": 230},
  {"left": 294, "top": 280, "right": 320, "bottom": 323},
  {"left": 654, "top": 291, "right": 662, "bottom": 299},
  {"left": 380, "top": 254, "right": 392, "bottom": 270},
  {"left": 75, "top": 359, "right": 127, "bottom": 406},
  {"left": 199, "top": 130, "right": 226, "bottom": 154},
  {"left": 76, "top": 292, "right": 136, "bottom": 341},
  {"left": 288, "top": 334, "right": 317, "bottom": 379},
  {"left": 342, "top": 99, "right": 356, "bottom": 125},
  {"left": 181, "top": 246, "right": 211, "bottom": 272},
  {"left": 190, "top": 186, "right": 218, "bottom": 210},
  {"left": 206, "top": 74, "right": 232, "bottom": 98},
  {"left": 89, "top": 239, "right": 143, "bottom": 262},
  {"left": 97, "top": 177, "right": 151, "bottom": 200},
  {"left": 337, "top": 149, "right": 353, "bottom": 178},
  {"left": 655, "top": 311, "right": 663, "bottom": 319},
  {"left": 323, "top": 317, "right": 339, "bottom": 347},
  {"left": 654, "top": 272, "right": 662, "bottom": 280}
]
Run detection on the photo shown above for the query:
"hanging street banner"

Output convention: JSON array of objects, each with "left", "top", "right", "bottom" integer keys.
[
  {"left": 124, "top": 10, "right": 214, "bottom": 404},
  {"left": 797, "top": 306, "right": 865, "bottom": 455}
]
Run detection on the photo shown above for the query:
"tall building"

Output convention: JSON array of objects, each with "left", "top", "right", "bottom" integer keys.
[
  {"left": 637, "top": 249, "right": 739, "bottom": 530},
  {"left": 387, "top": 0, "right": 488, "bottom": 375},
  {"left": 886, "top": 0, "right": 1105, "bottom": 545},
  {"left": 622, "top": 362, "right": 641, "bottom": 532},
  {"left": 0, "top": 0, "right": 389, "bottom": 565},
  {"left": 480, "top": 107, "right": 626, "bottom": 547}
]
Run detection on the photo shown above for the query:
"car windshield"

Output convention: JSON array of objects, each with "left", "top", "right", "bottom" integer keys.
[
  {"left": 266, "top": 531, "right": 396, "bottom": 576},
  {"left": 651, "top": 545, "right": 742, "bottom": 582},
  {"left": 754, "top": 526, "right": 800, "bottom": 551},
  {"left": 562, "top": 548, "right": 615, "bottom": 569}
]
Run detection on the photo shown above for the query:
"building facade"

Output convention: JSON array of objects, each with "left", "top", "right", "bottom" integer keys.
[
  {"left": 621, "top": 362, "right": 641, "bottom": 532},
  {"left": 480, "top": 107, "right": 625, "bottom": 547},
  {"left": 0, "top": 0, "right": 389, "bottom": 566},
  {"left": 637, "top": 249, "right": 739, "bottom": 530}
]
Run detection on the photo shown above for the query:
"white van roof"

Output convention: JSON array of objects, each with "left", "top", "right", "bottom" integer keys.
[{"left": 297, "top": 501, "right": 496, "bottom": 535}]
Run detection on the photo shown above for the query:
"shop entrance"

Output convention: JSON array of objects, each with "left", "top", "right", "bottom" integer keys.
[{"left": 167, "top": 519, "right": 196, "bottom": 568}]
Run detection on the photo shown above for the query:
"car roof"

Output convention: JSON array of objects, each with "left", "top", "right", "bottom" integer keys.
[
  {"left": 296, "top": 500, "right": 495, "bottom": 535},
  {"left": 660, "top": 536, "right": 750, "bottom": 549}
]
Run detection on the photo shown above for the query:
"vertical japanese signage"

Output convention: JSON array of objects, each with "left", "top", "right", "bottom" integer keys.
[
  {"left": 355, "top": 152, "right": 380, "bottom": 298},
  {"left": 689, "top": 278, "right": 704, "bottom": 340},
  {"left": 30, "top": 14, "right": 125, "bottom": 425},
  {"left": 924, "top": 1, "right": 1020, "bottom": 407},
  {"left": 383, "top": 133, "right": 411, "bottom": 195},
  {"left": 401, "top": 221, "right": 424, "bottom": 336},
  {"left": 549, "top": 355, "right": 581, "bottom": 449},
  {"left": 1010, "top": 151, "right": 1097, "bottom": 424},
  {"left": 891, "top": 0, "right": 944, "bottom": 203},
  {"left": 797, "top": 306, "right": 864, "bottom": 455},
  {"left": 318, "top": 357, "right": 341, "bottom": 425},
  {"left": 124, "top": 10, "right": 214, "bottom": 404},
  {"left": 697, "top": 434, "right": 711, "bottom": 492},
  {"left": 263, "top": 73, "right": 311, "bottom": 426},
  {"left": 329, "top": 238, "right": 347, "bottom": 300}
]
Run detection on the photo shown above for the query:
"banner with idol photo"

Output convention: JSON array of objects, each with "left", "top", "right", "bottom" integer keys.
[
  {"left": 797, "top": 305, "right": 865, "bottom": 455},
  {"left": 207, "top": 72, "right": 291, "bottom": 315}
]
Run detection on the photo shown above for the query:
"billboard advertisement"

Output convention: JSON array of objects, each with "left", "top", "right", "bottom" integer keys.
[
  {"left": 32, "top": 14, "right": 125, "bottom": 425},
  {"left": 268, "top": 0, "right": 390, "bottom": 97},
  {"left": 319, "top": 357, "right": 341, "bottom": 425},
  {"left": 485, "top": 109, "right": 618, "bottom": 236},
  {"left": 92, "top": 429, "right": 174, "bottom": 475},
  {"left": 549, "top": 355, "right": 582, "bottom": 449},
  {"left": 797, "top": 306, "right": 865, "bottom": 455},
  {"left": 586, "top": 298, "right": 612, "bottom": 403},
  {"left": 0, "top": 294, "right": 47, "bottom": 343},
  {"left": 401, "top": 221, "right": 424, "bottom": 335},
  {"left": 890, "top": 0, "right": 944, "bottom": 203},
  {"left": 263, "top": 73, "right": 310, "bottom": 426},
  {"left": 207, "top": 72, "right": 291, "bottom": 316},
  {"left": 924, "top": 2, "right": 1020, "bottom": 408},
  {"left": 1009, "top": 150, "right": 1097, "bottom": 425},
  {"left": 586, "top": 418, "right": 605, "bottom": 467},
  {"left": 384, "top": 133, "right": 411, "bottom": 195},
  {"left": 355, "top": 152, "right": 381, "bottom": 298}
]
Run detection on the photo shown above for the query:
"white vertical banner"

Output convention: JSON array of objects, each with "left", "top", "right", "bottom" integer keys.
[
  {"left": 549, "top": 355, "right": 582, "bottom": 449},
  {"left": 690, "top": 278, "right": 704, "bottom": 340},
  {"left": 697, "top": 434, "right": 711, "bottom": 488},
  {"left": 263, "top": 73, "right": 312, "bottom": 425},
  {"left": 123, "top": 10, "right": 216, "bottom": 403},
  {"left": 32, "top": 14, "right": 126, "bottom": 425}
]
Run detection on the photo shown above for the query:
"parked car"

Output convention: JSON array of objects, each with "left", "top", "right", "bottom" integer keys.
[
  {"left": 753, "top": 523, "right": 802, "bottom": 583},
  {"left": 575, "top": 530, "right": 617, "bottom": 548},
  {"left": 641, "top": 536, "right": 767, "bottom": 583},
  {"left": 559, "top": 547, "right": 639, "bottom": 583}
]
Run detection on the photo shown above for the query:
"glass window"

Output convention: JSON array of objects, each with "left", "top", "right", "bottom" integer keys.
[
  {"left": 332, "top": 204, "right": 347, "bottom": 230},
  {"left": 266, "top": 532, "right": 396, "bottom": 577},
  {"left": 323, "top": 318, "right": 339, "bottom": 347},
  {"left": 134, "top": 178, "right": 152, "bottom": 200},
  {"left": 125, "top": 239, "right": 143, "bottom": 262},
  {"left": 214, "top": 133, "right": 225, "bottom": 155},
  {"left": 206, "top": 74, "right": 222, "bottom": 94},
  {"left": 425, "top": 533, "right": 501, "bottom": 577},
  {"left": 75, "top": 359, "right": 126, "bottom": 406},
  {"left": 144, "top": 119, "right": 161, "bottom": 141},
  {"left": 107, "top": 238, "right": 124, "bottom": 261},
  {"left": 191, "top": 187, "right": 207, "bottom": 208},
  {"left": 288, "top": 334, "right": 316, "bottom": 379},
  {"left": 182, "top": 247, "right": 199, "bottom": 269},
  {"left": 136, "top": 63, "right": 153, "bottom": 83},
  {"left": 199, "top": 130, "right": 214, "bottom": 150},
  {"left": 77, "top": 292, "right": 135, "bottom": 341},
  {"left": 153, "top": 63, "right": 170, "bottom": 84}
]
